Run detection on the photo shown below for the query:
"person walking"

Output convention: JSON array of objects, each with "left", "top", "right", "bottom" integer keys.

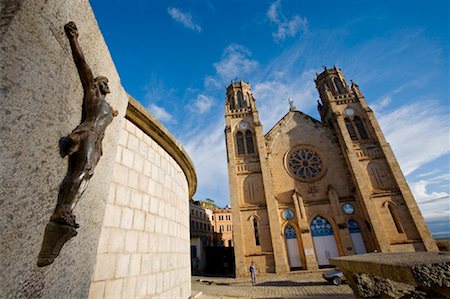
[{"left": 249, "top": 261, "right": 257, "bottom": 285}]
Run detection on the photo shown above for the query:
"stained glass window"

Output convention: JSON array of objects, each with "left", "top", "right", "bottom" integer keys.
[
  {"left": 288, "top": 148, "right": 323, "bottom": 180},
  {"left": 310, "top": 216, "right": 334, "bottom": 237},
  {"left": 285, "top": 224, "right": 297, "bottom": 239},
  {"left": 348, "top": 219, "right": 361, "bottom": 233},
  {"left": 345, "top": 118, "right": 358, "bottom": 140},
  {"left": 236, "top": 132, "right": 245, "bottom": 155},
  {"left": 354, "top": 116, "right": 369, "bottom": 139},
  {"left": 245, "top": 130, "right": 255, "bottom": 153}
]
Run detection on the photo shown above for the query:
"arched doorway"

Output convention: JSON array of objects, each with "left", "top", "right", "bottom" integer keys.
[
  {"left": 284, "top": 224, "right": 302, "bottom": 269},
  {"left": 348, "top": 219, "right": 367, "bottom": 254},
  {"left": 310, "top": 215, "right": 339, "bottom": 266}
]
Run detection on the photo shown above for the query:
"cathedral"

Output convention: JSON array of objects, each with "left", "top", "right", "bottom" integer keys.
[{"left": 224, "top": 66, "right": 438, "bottom": 277}]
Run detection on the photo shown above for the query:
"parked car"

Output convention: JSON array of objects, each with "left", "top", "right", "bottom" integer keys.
[{"left": 322, "top": 268, "right": 346, "bottom": 285}]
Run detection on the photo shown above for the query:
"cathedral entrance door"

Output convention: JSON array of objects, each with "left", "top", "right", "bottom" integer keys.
[
  {"left": 284, "top": 224, "right": 302, "bottom": 268},
  {"left": 348, "top": 219, "right": 367, "bottom": 254},
  {"left": 310, "top": 215, "right": 339, "bottom": 266}
]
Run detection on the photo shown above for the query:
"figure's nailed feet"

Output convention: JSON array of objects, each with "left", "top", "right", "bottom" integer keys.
[
  {"left": 64, "top": 22, "right": 78, "bottom": 39},
  {"left": 51, "top": 209, "right": 80, "bottom": 228}
]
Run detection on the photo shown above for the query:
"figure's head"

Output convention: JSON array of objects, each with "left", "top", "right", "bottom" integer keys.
[{"left": 94, "top": 76, "right": 110, "bottom": 95}]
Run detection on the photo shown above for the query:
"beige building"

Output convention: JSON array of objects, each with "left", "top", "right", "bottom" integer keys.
[
  {"left": 224, "top": 66, "right": 438, "bottom": 277},
  {"left": 190, "top": 200, "right": 214, "bottom": 273},
  {"left": 212, "top": 207, "right": 234, "bottom": 247}
]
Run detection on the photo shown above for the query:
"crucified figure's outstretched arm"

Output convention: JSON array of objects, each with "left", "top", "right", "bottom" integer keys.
[{"left": 64, "top": 22, "right": 94, "bottom": 94}]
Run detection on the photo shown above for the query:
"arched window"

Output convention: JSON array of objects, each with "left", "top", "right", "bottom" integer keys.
[
  {"left": 229, "top": 98, "right": 234, "bottom": 110},
  {"left": 284, "top": 224, "right": 297, "bottom": 239},
  {"left": 237, "top": 91, "right": 244, "bottom": 108},
  {"left": 253, "top": 218, "right": 260, "bottom": 245},
  {"left": 236, "top": 132, "right": 245, "bottom": 155},
  {"left": 333, "top": 77, "right": 346, "bottom": 94},
  {"left": 345, "top": 118, "right": 358, "bottom": 140},
  {"left": 387, "top": 202, "right": 404, "bottom": 233},
  {"left": 245, "top": 130, "right": 255, "bottom": 153},
  {"left": 310, "top": 215, "right": 334, "bottom": 237},
  {"left": 354, "top": 116, "right": 369, "bottom": 139}
]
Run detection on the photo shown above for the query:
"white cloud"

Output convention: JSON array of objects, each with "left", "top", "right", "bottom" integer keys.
[
  {"left": 189, "top": 94, "right": 215, "bottom": 114},
  {"left": 167, "top": 7, "right": 201, "bottom": 32},
  {"left": 267, "top": 0, "right": 308, "bottom": 42},
  {"left": 371, "top": 96, "right": 392, "bottom": 112},
  {"left": 253, "top": 69, "right": 317, "bottom": 131},
  {"left": 148, "top": 104, "right": 175, "bottom": 123},
  {"left": 182, "top": 120, "right": 229, "bottom": 201},
  {"left": 377, "top": 100, "right": 450, "bottom": 175},
  {"left": 411, "top": 173, "right": 450, "bottom": 235},
  {"left": 213, "top": 44, "right": 259, "bottom": 82}
]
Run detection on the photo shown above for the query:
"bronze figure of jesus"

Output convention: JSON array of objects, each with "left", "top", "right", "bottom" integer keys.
[{"left": 38, "top": 22, "right": 117, "bottom": 266}]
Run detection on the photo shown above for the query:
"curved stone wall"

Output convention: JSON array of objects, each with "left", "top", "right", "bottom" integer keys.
[{"left": 88, "top": 97, "right": 195, "bottom": 298}]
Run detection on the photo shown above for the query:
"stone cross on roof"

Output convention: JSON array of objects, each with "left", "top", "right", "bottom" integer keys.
[{"left": 288, "top": 97, "right": 296, "bottom": 111}]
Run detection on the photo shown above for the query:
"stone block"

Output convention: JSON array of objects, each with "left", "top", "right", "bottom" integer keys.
[
  {"left": 112, "top": 164, "right": 129, "bottom": 186},
  {"left": 122, "top": 277, "right": 136, "bottom": 299},
  {"left": 149, "top": 196, "right": 158, "bottom": 214},
  {"left": 128, "top": 169, "right": 139, "bottom": 189},
  {"left": 147, "top": 274, "right": 156, "bottom": 295},
  {"left": 133, "top": 210, "right": 145, "bottom": 231},
  {"left": 121, "top": 147, "right": 134, "bottom": 168},
  {"left": 143, "top": 160, "right": 152, "bottom": 177},
  {"left": 138, "top": 141, "right": 148, "bottom": 160},
  {"left": 156, "top": 273, "right": 163, "bottom": 293},
  {"left": 138, "top": 174, "right": 148, "bottom": 193},
  {"left": 145, "top": 213, "right": 155, "bottom": 232},
  {"left": 133, "top": 153, "right": 144, "bottom": 173},
  {"left": 137, "top": 232, "right": 149, "bottom": 253},
  {"left": 120, "top": 207, "right": 133, "bottom": 230},
  {"left": 107, "top": 183, "right": 116, "bottom": 204},
  {"left": 141, "top": 253, "right": 152, "bottom": 275},
  {"left": 118, "top": 130, "right": 128, "bottom": 146},
  {"left": 93, "top": 254, "right": 116, "bottom": 281},
  {"left": 97, "top": 227, "right": 110, "bottom": 254},
  {"left": 129, "top": 254, "right": 141, "bottom": 276},
  {"left": 142, "top": 194, "right": 150, "bottom": 212},
  {"left": 104, "top": 279, "right": 122, "bottom": 299},
  {"left": 135, "top": 276, "right": 147, "bottom": 298},
  {"left": 130, "top": 190, "right": 142, "bottom": 209},
  {"left": 104, "top": 204, "right": 121, "bottom": 227},
  {"left": 115, "top": 184, "right": 130, "bottom": 207},
  {"left": 125, "top": 119, "right": 136, "bottom": 135},
  {"left": 127, "top": 134, "right": 139, "bottom": 152},
  {"left": 88, "top": 281, "right": 105, "bottom": 299},
  {"left": 108, "top": 228, "right": 126, "bottom": 253},
  {"left": 115, "top": 254, "right": 130, "bottom": 278},
  {"left": 124, "top": 231, "right": 138, "bottom": 253}
]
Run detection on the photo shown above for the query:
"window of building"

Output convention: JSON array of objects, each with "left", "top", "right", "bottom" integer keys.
[
  {"left": 345, "top": 118, "right": 358, "bottom": 140},
  {"left": 237, "top": 91, "right": 244, "bottom": 108},
  {"left": 354, "top": 116, "right": 369, "bottom": 139},
  {"left": 387, "top": 203, "right": 404, "bottom": 233},
  {"left": 245, "top": 130, "right": 255, "bottom": 153},
  {"left": 253, "top": 218, "right": 260, "bottom": 246},
  {"left": 236, "top": 132, "right": 245, "bottom": 155},
  {"left": 333, "top": 77, "right": 346, "bottom": 94},
  {"left": 220, "top": 225, "right": 224, "bottom": 232}
]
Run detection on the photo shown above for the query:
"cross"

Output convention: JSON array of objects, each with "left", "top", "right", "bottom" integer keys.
[{"left": 288, "top": 97, "right": 294, "bottom": 108}]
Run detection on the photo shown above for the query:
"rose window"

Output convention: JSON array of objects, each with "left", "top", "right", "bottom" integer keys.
[{"left": 287, "top": 148, "right": 323, "bottom": 180}]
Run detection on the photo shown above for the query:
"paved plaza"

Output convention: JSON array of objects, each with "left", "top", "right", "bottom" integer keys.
[{"left": 191, "top": 270, "right": 355, "bottom": 298}]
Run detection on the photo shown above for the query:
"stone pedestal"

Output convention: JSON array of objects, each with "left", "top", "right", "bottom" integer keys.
[{"left": 330, "top": 252, "right": 450, "bottom": 298}]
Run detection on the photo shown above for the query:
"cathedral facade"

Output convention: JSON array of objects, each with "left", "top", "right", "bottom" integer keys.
[{"left": 224, "top": 67, "right": 438, "bottom": 277}]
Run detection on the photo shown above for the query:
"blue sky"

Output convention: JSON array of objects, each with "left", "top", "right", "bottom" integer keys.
[{"left": 91, "top": 0, "right": 449, "bottom": 237}]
